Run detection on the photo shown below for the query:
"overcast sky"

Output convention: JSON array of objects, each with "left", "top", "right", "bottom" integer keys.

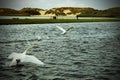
[{"left": 0, "top": 0, "right": 120, "bottom": 10}]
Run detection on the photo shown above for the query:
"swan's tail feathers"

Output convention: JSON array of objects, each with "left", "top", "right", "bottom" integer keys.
[{"left": 24, "top": 55, "right": 44, "bottom": 65}]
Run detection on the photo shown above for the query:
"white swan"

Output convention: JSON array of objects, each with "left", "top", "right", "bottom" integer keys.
[
  {"left": 37, "top": 36, "right": 42, "bottom": 41},
  {"left": 8, "top": 45, "right": 44, "bottom": 66},
  {"left": 56, "top": 26, "right": 73, "bottom": 34}
]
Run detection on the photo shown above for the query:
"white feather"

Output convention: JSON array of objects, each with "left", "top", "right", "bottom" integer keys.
[
  {"left": 56, "top": 26, "right": 73, "bottom": 34},
  {"left": 24, "top": 55, "right": 44, "bottom": 65},
  {"left": 57, "top": 26, "right": 66, "bottom": 32},
  {"left": 8, "top": 46, "right": 44, "bottom": 66}
]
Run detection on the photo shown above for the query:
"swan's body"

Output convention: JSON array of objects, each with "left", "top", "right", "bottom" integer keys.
[
  {"left": 57, "top": 26, "right": 73, "bottom": 34},
  {"left": 37, "top": 36, "right": 42, "bottom": 41},
  {"left": 8, "top": 46, "right": 44, "bottom": 66}
]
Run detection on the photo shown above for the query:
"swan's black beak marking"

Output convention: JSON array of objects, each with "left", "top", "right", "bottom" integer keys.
[{"left": 16, "top": 59, "right": 21, "bottom": 65}]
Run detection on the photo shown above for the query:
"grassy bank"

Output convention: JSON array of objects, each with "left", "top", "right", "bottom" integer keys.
[{"left": 0, "top": 18, "right": 120, "bottom": 24}]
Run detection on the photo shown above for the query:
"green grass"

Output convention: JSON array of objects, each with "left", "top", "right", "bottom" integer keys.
[{"left": 0, "top": 18, "right": 120, "bottom": 24}]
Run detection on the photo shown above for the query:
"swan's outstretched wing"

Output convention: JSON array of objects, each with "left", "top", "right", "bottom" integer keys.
[
  {"left": 23, "top": 55, "right": 44, "bottom": 65},
  {"left": 66, "top": 27, "right": 73, "bottom": 32},
  {"left": 9, "top": 59, "right": 17, "bottom": 66},
  {"left": 8, "top": 53, "right": 24, "bottom": 66},
  {"left": 8, "top": 52, "right": 20, "bottom": 59},
  {"left": 57, "top": 26, "right": 66, "bottom": 33},
  {"left": 8, "top": 53, "right": 19, "bottom": 66}
]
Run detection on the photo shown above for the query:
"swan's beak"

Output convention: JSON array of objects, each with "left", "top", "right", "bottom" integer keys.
[{"left": 32, "top": 46, "right": 39, "bottom": 48}]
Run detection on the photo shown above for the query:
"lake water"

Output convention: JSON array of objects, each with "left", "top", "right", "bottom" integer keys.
[{"left": 0, "top": 22, "right": 120, "bottom": 80}]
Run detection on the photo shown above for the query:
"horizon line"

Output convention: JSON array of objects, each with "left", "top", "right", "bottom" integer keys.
[{"left": 0, "top": 6, "right": 120, "bottom": 10}]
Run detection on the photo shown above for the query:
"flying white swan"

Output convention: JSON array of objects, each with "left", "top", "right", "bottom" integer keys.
[
  {"left": 8, "top": 45, "right": 44, "bottom": 66},
  {"left": 56, "top": 26, "right": 73, "bottom": 34}
]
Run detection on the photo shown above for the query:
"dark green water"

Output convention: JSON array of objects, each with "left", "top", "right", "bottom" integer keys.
[{"left": 0, "top": 22, "right": 120, "bottom": 80}]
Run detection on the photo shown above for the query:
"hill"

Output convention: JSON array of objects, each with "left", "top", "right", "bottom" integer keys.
[
  {"left": 0, "top": 7, "right": 120, "bottom": 17},
  {"left": 103, "top": 7, "right": 120, "bottom": 17},
  {"left": 44, "top": 7, "right": 97, "bottom": 16},
  {"left": 19, "top": 8, "right": 45, "bottom": 16},
  {"left": 0, "top": 8, "right": 19, "bottom": 16},
  {"left": 76, "top": 7, "right": 120, "bottom": 17}
]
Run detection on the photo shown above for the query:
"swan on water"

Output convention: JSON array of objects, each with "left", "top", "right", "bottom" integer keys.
[
  {"left": 56, "top": 26, "right": 73, "bottom": 34},
  {"left": 8, "top": 45, "right": 44, "bottom": 66},
  {"left": 37, "top": 36, "right": 42, "bottom": 41}
]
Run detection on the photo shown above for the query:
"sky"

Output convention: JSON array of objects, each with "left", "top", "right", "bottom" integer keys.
[{"left": 0, "top": 0, "right": 120, "bottom": 10}]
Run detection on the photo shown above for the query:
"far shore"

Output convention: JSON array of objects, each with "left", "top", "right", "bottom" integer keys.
[{"left": 0, "top": 17, "right": 120, "bottom": 24}]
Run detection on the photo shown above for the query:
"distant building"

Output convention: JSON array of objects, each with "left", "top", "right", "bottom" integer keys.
[
  {"left": 53, "top": 16, "right": 57, "bottom": 19},
  {"left": 76, "top": 15, "right": 79, "bottom": 20}
]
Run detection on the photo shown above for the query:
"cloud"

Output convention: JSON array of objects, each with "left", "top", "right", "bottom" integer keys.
[{"left": 0, "top": 0, "right": 119, "bottom": 10}]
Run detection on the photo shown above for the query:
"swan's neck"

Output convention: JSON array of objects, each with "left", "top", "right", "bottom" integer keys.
[
  {"left": 23, "top": 50, "right": 27, "bottom": 55},
  {"left": 23, "top": 45, "right": 34, "bottom": 55}
]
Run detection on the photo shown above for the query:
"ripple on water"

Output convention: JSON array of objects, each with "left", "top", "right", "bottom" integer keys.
[{"left": 0, "top": 22, "right": 120, "bottom": 80}]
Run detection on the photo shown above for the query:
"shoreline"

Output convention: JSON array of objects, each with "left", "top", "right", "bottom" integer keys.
[{"left": 0, "top": 18, "right": 120, "bottom": 25}]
